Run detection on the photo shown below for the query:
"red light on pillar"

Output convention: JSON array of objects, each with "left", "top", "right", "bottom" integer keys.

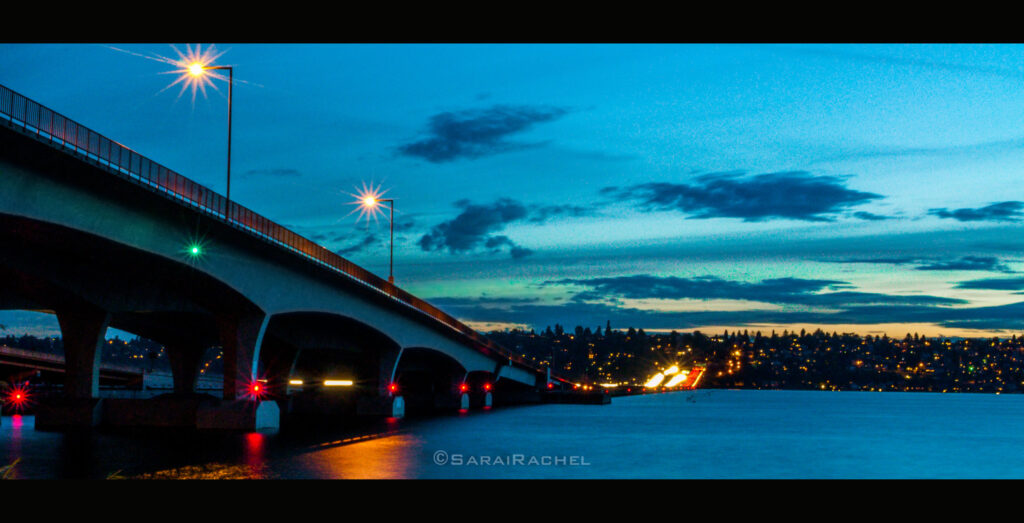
[
  {"left": 483, "top": 383, "right": 492, "bottom": 392},
  {"left": 547, "top": 382, "right": 554, "bottom": 389},
  {"left": 5, "top": 384, "right": 31, "bottom": 411},
  {"left": 246, "top": 379, "right": 269, "bottom": 400},
  {"left": 388, "top": 383, "right": 399, "bottom": 394},
  {"left": 459, "top": 383, "right": 469, "bottom": 393}
]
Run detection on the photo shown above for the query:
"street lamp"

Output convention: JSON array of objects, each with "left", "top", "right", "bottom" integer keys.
[
  {"left": 187, "top": 62, "right": 234, "bottom": 202},
  {"left": 359, "top": 195, "right": 396, "bottom": 284}
]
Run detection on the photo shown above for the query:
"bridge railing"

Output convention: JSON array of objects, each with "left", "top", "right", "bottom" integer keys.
[{"left": 0, "top": 84, "right": 546, "bottom": 375}]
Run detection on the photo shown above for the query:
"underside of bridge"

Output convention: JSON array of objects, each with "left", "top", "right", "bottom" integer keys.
[
  {"left": 0, "top": 212, "right": 544, "bottom": 429},
  {"left": 0, "top": 113, "right": 547, "bottom": 431}
]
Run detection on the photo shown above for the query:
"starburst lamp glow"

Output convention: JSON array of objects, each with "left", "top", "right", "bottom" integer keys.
[
  {"left": 160, "top": 44, "right": 229, "bottom": 104},
  {"left": 347, "top": 182, "right": 397, "bottom": 284}
]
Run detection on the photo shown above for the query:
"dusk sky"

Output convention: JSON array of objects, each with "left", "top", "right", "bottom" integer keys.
[{"left": 4, "top": 43, "right": 1024, "bottom": 338}]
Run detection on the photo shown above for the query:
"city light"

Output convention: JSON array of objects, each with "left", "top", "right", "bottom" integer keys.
[
  {"left": 664, "top": 371, "right": 690, "bottom": 388},
  {"left": 644, "top": 372, "right": 666, "bottom": 388},
  {"left": 288, "top": 379, "right": 304, "bottom": 385},
  {"left": 324, "top": 380, "right": 354, "bottom": 387}
]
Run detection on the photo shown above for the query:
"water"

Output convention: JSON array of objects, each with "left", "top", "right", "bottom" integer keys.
[{"left": 4, "top": 389, "right": 1024, "bottom": 478}]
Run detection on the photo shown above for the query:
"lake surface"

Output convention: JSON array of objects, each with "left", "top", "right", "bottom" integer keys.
[{"left": 4, "top": 389, "right": 1024, "bottom": 478}]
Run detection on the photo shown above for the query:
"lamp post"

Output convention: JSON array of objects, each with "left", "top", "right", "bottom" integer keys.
[
  {"left": 188, "top": 63, "right": 234, "bottom": 201},
  {"left": 360, "top": 195, "right": 395, "bottom": 284}
]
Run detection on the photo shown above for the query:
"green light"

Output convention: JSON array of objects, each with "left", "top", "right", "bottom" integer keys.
[{"left": 188, "top": 244, "right": 202, "bottom": 257}]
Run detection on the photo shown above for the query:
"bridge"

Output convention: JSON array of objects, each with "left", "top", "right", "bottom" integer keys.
[{"left": 0, "top": 83, "right": 567, "bottom": 430}]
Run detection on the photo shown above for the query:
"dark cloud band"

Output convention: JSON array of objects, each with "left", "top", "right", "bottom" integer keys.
[
  {"left": 603, "top": 171, "right": 882, "bottom": 222},
  {"left": 398, "top": 105, "right": 568, "bottom": 163},
  {"left": 929, "top": 201, "right": 1024, "bottom": 222}
]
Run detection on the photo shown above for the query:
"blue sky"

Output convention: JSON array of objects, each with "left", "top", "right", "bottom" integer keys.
[{"left": 3, "top": 43, "right": 1024, "bottom": 338}]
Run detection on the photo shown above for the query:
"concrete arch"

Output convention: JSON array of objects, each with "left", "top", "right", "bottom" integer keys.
[
  {"left": 395, "top": 347, "right": 467, "bottom": 383},
  {"left": 0, "top": 212, "right": 264, "bottom": 323},
  {"left": 392, "top": 346, "right": 470, "bottom": 414},
  {"left": 263, "top": 310, "right": 403, "bottom": 395}
]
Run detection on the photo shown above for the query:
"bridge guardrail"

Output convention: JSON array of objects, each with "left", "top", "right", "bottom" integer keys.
[{"left": 0, "top": 83, "right": 550, "bottom": 378}]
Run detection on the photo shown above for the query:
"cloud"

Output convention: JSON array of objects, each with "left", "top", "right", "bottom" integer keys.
[
  {"left": 432, "top": 295, "right": 1008, "bottom": 333},
  {"left": 335, "top": 234, "right": 377, "bottom": 256},
  {"left": 928, "top": 201, "right": 1024, "bottom": 222},
  {"left": 851, "top": 211, "right": 894, "bottom": 221},
  {"left": 835, "top": 256, "right": 920, "bottom": 265},
  {"left": 915, "top": 256, "right": 1015, "bottom": 273},
  {"left": 241, "top": 168, "right": 302, "bottom": 177},
  {"left": 603, "top": 171, "right": 882, "bottom": 222},
  {"left": 429, "top": 296, "right": 541, "bottom": 308},
  {"left": 481, "top": 236, "right": 533, "bottom": 259},
  {"left": 549, "top": 275, "right": 843, "bottom": 303},
  {"left": 394, "top": 216, "right": 416, "bottom": 232},
  {"left": 431, "top": 274, "right": 1024, "bottom": 332},
  {"left": 791, "top": 46, "right": 1024, "bottom": 82},
  {"left": 418, "top": 198, "right": 594, "bottom": 259},
  {"left": 831, "top": 255, "right": 1015, "bottom": 274},
  {"left": 419, "top": 198, "right": 531, "bottom": 258},
  {"left": 812, "top": 137, "right": 1024, "bottom": 164},
  {"left": 398, "top": 105, "right": 568, "bottom": 163},
  {"left": 509, "top": 246, "right": 534, "bottom": 259},
  {"left": 548, "top": 274, "right": 964, "bottom": 308},
  {"left": 954, "top": 277, "right": 1024, "bottom": 292},
  {"left": 527, "top": 204, "right": 596, "bottom": 223}
]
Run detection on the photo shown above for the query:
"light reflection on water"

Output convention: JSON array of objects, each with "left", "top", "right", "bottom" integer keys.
[
  {"left": 6, "top": 390, "right": 1024, "bottom": 478},
  {"left": 282, "top": 433, "right": 422, "bottom": 479}
]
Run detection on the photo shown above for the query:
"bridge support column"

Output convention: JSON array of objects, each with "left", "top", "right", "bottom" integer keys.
[
  {"left": 356, "top": 395, "right": 405, "bottom": 418},
  {"left": 357, "top": 346, "right": 404, "bottom": 418},
  {"left": 216, "top": 314, "right": 269, "bottom": 401},
  {"left": 466, "top": 389, "right": 494, "bottom": 409},
  {"left": 57, "top": 307, "right": 110, "bottom": 399},
  {"left": 195, "top": 314, "right": 278, "bottom": 431},
  {"left": 36, "top": 307, "right": 110, "bottom": 430},
  {"left": 166, "top": 343, "right": 206, "bottom": 395},
  {"left": 375, "top": 346, "right": 403, "bottom": 397}
]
